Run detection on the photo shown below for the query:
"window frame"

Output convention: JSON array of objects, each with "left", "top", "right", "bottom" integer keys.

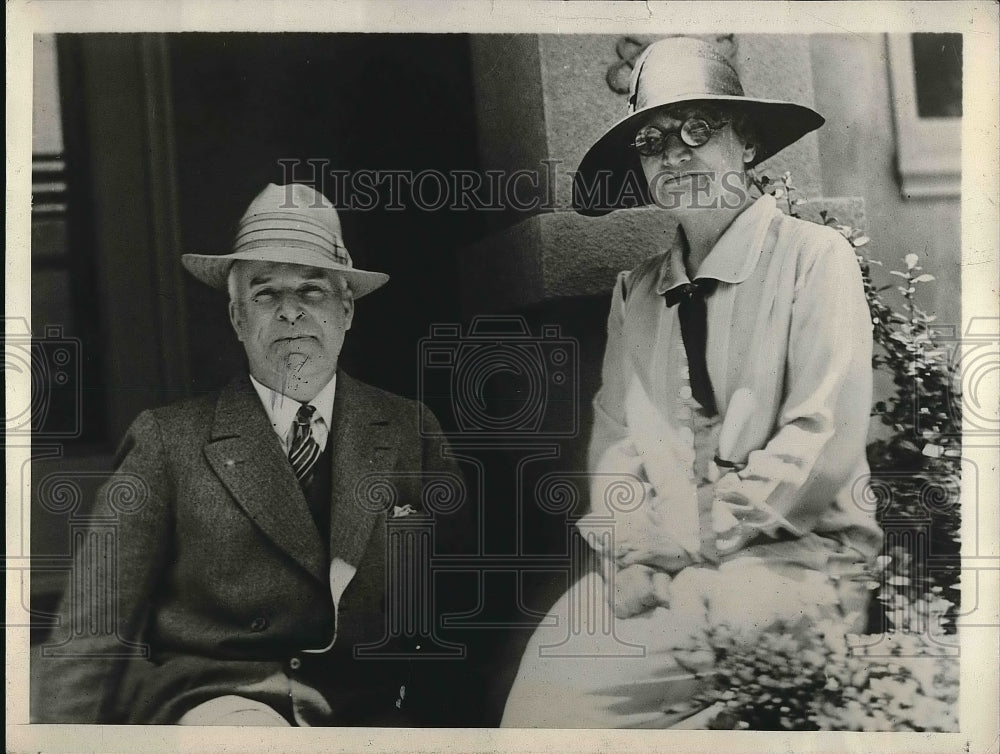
[{"left": 886, "top": 33, "right": 961, "bottom": 199}]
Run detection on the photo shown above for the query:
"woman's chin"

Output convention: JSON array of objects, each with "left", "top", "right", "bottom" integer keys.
[
  {"left": 648, "top": 192, "right": 700, "bottom": 213},
  {"left": 647, "top": 188, "right": 737, "bottom": 214}
]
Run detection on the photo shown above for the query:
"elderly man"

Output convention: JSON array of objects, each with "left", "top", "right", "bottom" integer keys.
[{"left": 34, "top": 183, "right": 470, "bottom": 726}]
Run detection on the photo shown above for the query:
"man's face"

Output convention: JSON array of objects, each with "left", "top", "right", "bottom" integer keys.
[
  {"left": 229, "top": 261, "right": 354, "bottom": 398},
  {"left": 637, "top": 105, "right": 756, "bottom": 212}
]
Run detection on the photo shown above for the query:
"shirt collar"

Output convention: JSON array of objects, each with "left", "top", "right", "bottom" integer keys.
[
  {"left": 656, "top": 193, "right": 778, "bottom": 295},
  {"left": 249, "top": 373, "right": 337, "bottom": 440}
]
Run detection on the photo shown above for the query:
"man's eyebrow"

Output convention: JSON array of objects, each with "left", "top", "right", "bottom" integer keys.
[
  {"left": 247, "top": 269, "right": 332, "bottom": 287},
  {"left": 300, "top": 269, "right": 331, "bottom": 282}
]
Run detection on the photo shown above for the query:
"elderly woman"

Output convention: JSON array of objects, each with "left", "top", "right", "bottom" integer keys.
[{"left": 501, "top": 37, "right": 882, "bottom": 728}]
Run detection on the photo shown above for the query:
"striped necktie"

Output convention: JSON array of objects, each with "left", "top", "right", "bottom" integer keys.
[{"left": 288, "top": 403, "right": 322, "bottom": 488}]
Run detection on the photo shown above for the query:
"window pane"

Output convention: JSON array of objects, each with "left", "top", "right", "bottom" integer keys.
[
  {"left": 911, "top": 33, "right": 962, "bottom": 118},
  {"left": 33, "top": 35, "right": 64, "bottom": 154}
]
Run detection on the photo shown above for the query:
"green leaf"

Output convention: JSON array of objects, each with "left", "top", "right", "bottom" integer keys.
[
  {"left": 912, "top": 274, "right": 936, "bottom": 283},
  {"left": 904, "top": 253, "right": 919, "bottom": 269}
]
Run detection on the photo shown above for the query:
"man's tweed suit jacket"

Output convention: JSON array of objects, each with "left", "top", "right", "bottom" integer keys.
[{"left": 34, "top": 371, "right": 468, "bottom": 725}]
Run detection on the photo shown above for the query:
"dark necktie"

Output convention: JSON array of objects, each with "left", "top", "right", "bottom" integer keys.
[
  {"left": 663, "top": 279, "right": 719, "bottom": 416},
  {"left": 288, "top": 403, "right": 322, "bottom": 488}
]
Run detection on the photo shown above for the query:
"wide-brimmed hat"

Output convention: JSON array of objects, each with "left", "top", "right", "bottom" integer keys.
[
  {"left": 573, "top": 37, "right": 825, "bottom": 217},
  {"left": 182, "top": 183, "right": 389, "bottom": 298}
]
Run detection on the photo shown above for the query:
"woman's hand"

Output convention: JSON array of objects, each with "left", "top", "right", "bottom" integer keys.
[
  {"left": 605, "top": 491, "right": 698, "bottom": 572},
  {"left": 610, "top": 563, "right": 672, "bottom": 618},
  {"left": 614, "top": 524, "right": 694, "bottom": 573}
]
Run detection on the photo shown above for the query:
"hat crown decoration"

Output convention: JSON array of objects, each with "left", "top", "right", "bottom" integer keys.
[{"left": 628, "top": 37, "right": 745, "bottom": 115}]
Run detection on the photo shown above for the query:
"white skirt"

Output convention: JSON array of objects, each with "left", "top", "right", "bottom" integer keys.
[{"left": 501, "top": 543, "right": 868, "bottom": 729}]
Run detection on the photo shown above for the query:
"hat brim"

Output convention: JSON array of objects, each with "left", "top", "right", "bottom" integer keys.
[
  {"left": 573, "top": 96, "right": 825, "bottom": 217},
  {"left": 181, "top": 248, "right": 390, "bottom": 299}
]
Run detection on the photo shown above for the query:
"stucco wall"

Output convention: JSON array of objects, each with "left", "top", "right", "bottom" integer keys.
[{"left": 810, "top": 33, "right": 962, "bottom": 329}]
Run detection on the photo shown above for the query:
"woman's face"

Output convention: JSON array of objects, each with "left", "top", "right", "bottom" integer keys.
[{"left": 636, "top": 105, "right": 756, "bottom": 213}]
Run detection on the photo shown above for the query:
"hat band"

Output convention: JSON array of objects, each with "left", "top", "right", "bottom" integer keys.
[
  {"left": 234, "top": 223, "right": 342, "bottom": 253},
  {"left": 236, "top": 211, "right": 340, "bottom": 244},
  {"left": 233, "top": 236, "right": 351, "bottom": 267}
]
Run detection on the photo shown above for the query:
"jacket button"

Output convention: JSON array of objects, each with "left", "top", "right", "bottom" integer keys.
[
  {"left": 250, "top": 617, "right": 268, "bottom": 632},
  {"left": 289, "top": 657, "right": 302, "bottom": 670}
]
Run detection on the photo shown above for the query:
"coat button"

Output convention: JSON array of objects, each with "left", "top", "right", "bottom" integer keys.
[
  {"left": 289, "top": 657, "right": 302, "bottom": 670},
  {"left": 250, "top": 617, "right": 268, "bottom": 632}
]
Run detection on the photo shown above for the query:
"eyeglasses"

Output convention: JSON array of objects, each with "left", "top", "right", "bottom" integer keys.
[{"left": 632, "top": 118, "right": 730, "bottom": 156}]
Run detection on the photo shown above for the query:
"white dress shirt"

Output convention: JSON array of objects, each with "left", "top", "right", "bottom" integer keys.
[{"left": 249, "top": 374, "right": 337, "bottom": 454}]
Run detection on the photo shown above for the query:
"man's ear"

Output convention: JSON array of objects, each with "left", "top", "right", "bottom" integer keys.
[
  {"left": 343, "top": 296, "right": 355, "bottom": 332},
  {"left": 228, "top": 299, "right": 245, "bottom": 342},
  {"left": 742, "top": 141, "right": 757, "bottom": 165}
]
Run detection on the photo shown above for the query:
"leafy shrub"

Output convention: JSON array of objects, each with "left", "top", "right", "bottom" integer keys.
[{"left": 681, "top": 613, "right": 958, "bottom": 731}]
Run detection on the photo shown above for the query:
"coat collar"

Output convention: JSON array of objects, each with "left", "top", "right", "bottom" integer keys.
[
  {"left": 204, "top": 371, "right": 397, "bottom": 583},
  {"left": 655, "top": 193, "right": 779, "bottom": 296}
]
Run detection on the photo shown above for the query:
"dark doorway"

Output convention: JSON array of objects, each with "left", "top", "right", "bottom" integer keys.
[{"left": 170, "top": 33, "right": 484, "bottom": 398}]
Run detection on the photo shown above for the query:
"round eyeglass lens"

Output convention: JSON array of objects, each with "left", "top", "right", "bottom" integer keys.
[
  {"left": 680, "top": 118, "right": 713, "bottom": 147},
  {"left": 633, "top": 127, "right": 665, "bottom": 157}
]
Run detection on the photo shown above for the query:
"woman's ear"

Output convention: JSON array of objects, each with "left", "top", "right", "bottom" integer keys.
[{"left": 742, "top": 141, "right": 757, "bottom": 164}]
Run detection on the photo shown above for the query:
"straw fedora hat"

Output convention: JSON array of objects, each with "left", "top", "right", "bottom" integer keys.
[
  {"left": 573, "top": 36, "right": 825, "bottom": 217},
  {"left": 182, "top": 183, "right": 389, "bottom": 298}
]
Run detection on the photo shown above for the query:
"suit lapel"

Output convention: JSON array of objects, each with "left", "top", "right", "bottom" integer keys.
[
  {"left": 327, "top": 371, "right": 399, "bottom": 569},
  {"left": 204, "top": 377, "right": 327, "bottom": 581}
]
